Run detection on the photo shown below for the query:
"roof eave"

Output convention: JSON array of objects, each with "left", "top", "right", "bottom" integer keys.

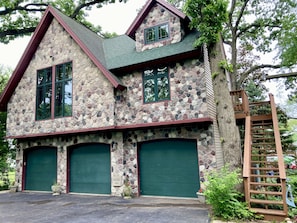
[
  {"left": 0, "top": 6, "right": 127, "bottom": 111},
  {"left": 48, "top": 7, "right": 126, "bottom": 90},
  {"left": 126, "top": 0, "right": 189, "bottom": 39}
]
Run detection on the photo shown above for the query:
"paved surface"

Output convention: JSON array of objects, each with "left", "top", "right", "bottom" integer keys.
[{"left": 0, "top": 191, "right": 210, "bottom": 223}]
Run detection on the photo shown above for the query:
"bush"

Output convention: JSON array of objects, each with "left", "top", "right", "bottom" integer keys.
[
  {"left": 286, "top": 171, "right": 297, "bottom": 219},
  {"left": 204, "top": 165, "right": 256, "bottom": 221}
]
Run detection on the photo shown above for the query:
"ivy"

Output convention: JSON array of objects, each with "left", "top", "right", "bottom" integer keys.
[{"left": 219, "top": 60, "right": 233, "bottom": 73}]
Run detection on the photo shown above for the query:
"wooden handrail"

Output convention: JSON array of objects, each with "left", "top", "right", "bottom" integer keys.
[
  {"left": 230, "top": 90, "right": 250, "bottom": 116},
  {"left": 243, "top": 115, "right": 251, "bottom": 178},
  {"left": 269, "top": 93, "right": 286, "bottom": 180},
  {"left": 240, "top": 90, "right": 250, "bottom": 116},
  {"left": 243, "top": 115, "right": 251, "bottom": 204},
  {"left": 269, "top": 93, "right": 288, "bottom": 215}
]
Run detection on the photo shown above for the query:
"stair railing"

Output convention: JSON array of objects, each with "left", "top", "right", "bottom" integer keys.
[
  {"left": 230, "top": 90, "right": 250, "bottom": 117},
  {"left": 243, "top": 115, "right": 252, "bottom": 206},
  {"left": 269, "top": 93, "right": 288, "bottom": 214}
]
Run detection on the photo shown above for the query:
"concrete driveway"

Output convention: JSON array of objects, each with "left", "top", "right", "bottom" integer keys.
[{"left": 0, "top": 192, "right": 210, "bottom": 223}]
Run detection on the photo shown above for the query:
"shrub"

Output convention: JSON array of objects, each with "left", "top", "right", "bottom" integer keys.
[
  {"left": 204, "top": 165, "right": 256, "bottom": 221},
  {"left": 286, "top": 171, "right": 297, "bottom": 219}
]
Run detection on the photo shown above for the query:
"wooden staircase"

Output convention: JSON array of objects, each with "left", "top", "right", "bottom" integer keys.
[{"left": 231, "top": 90, "right": 288, "bottom": 221}]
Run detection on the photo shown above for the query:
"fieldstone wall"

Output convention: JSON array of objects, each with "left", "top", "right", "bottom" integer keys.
[
  {"left": 15, "top": 124, "right": 216, "bottom": 195},
  {"left": 122, "top": 124, "right": 216, "bottom": 195},
  {"left": 6, "top": 19, "right": 115, "bottom": 138},
  {"left": 135, "top": 4, "right": 184, "bottom": 52},
  {"left": 115, "top": 59, "right": 207, "bottom": 125},
  {"left": 15, "top": 132, "right": 124, "bottom": 195}
]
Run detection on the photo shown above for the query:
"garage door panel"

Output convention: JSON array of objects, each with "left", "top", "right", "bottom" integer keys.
[
  {"left": 139, "top": 139, "right": 199, "bottom": 198},
  {"left": 25, "top": 147, "right": 57, "bottom": 191},
  {"left": 69, "top": 143, "right": 111, "bottom": 194}
]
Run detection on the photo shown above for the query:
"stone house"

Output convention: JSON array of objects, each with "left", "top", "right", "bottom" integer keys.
[{"left": 0, "top": 0, "right": 223, "bottom": 197}]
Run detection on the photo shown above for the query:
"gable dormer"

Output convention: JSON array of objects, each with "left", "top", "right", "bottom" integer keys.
[{"left": 126, "top": 0, "right": 190, "bottom": 52}]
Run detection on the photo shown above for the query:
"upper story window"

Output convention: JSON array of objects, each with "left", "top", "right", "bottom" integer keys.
[
  {"left": 36, "top": 62, "right": 72, "bottom": 120},
  {"left": 144, "top": 23, "right": 169, "bottom": 44},
  {"left": 143, "top": 67, "right": 170, "bottom": 103}
]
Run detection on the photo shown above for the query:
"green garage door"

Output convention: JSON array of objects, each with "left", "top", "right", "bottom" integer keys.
[
  {"left": 139, "top": 139, "right": 199, "bottom": 198},
  {"left": 69, "top": 143, "right": 111, "bottom": 194},
  {"left": 25, "top": 147, "right": 57, "bottom": 191}
]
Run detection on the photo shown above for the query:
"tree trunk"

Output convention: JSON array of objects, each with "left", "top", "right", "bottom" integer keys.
[{"left": 209, "top": 38, "right": 241, "bottom": 170}]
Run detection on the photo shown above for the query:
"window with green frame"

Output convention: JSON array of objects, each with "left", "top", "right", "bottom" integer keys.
[
  {"left": 36, "top": 67, "right": 52, "bottom": 120},
  {"left": 144, "top": 23, "right": 169, "bottom": 44},
  {"left": 36, "top": 62, "right": 72, "bottom": 120},
  {"left": 143, "top": 67, "right": 170, "bottom": 103}
]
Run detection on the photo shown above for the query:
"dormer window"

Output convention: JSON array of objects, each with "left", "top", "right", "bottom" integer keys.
[
  {"left": 144, "top": 23, "right": 169, "bottom": 44},
  {"left": 143, "top": 67, "right": 170, "bottom": 103}
]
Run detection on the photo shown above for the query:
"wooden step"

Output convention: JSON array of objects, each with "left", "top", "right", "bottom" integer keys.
[
  {"left": 251, "top": 143, "right": 275, "bottom": 147},
  {"left": 251, "top": 128, "right": 273, "bottom": 132},
  {"left": 251, "top": 117, "right": 272, "bottom": 122},
  {"left": 252, "top": 137, "right": 275, "bottom": 140},
  {"left": 250, "top": 198, "right": 284, "bottom": 205},
  {"left": 250, "top": 167, "right": 279, "bottom": 171},
  {"left": 250, "top": 208, "right": 287, "bottom": 221},
  {"left": 250, "top": 182, "right": 281, "bottom": 187},
  {"left": 250, "top": 190, "right": 283, "bottom": 195},
  {"left": 250, "top": 174, "right": 280, "bottom": 178},
  {"left": 250, "top": 161, "right": 277, "bottom": 164}
]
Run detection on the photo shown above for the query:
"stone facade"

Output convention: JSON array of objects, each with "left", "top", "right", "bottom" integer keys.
[
  {"left": 7, "top": 1, "right": 221, "bottom": 197},
  {"left": 115, "top": 59, "right": 208, "bottom": 125},
  {"left": 135, "top": 4, "right": 185, "bottom": 52},
  {"left": 7, "top": 19, "right": 115, "bottom": 138},
  {"left": 15, "top": 124, "right": 216, "bottom": 195}
]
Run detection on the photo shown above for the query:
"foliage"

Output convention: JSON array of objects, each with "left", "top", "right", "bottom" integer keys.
[
  {"left": 204, "top": 165, "right": 256, "bottom": 221},
  {"left": 219, "top": 60, "right": 233, "bottom": 73},
  {"left": 243, "top": 81, "right": 267, "bottom": 103},
  {"left": 184, "top": 0, "right": 228, "bottom": 47},
  {"left": 286, "top": 171, "right": 297, "bottom": 219},
  {"left": 285, "top": 76, "right": 297, "bottom": 102},
  {"left": 0, "top": 0, "right": 123, "bottom": 43},
  {"left": 0, "top": 66, "right": 14, "bottom": 179},
  {"left": 0, "top": 171, "right": 15, "bottom": 191},
  {"left": 184, "top": 0, "right": 297, "bottom": 92},
  {"left": 276, "top": 107, "right": 297, "bottom": 154}
]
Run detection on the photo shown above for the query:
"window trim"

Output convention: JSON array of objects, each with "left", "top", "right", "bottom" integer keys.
[
  {"left": 36, "top": 66, "right": 53, "bottom": 121},
  {"left": 144, "top": 23, "right": 169, "bottom": 44},
  {"left": 35, "top": 61, "right": 73, "bottom": 121},
  {"left": 143, "top": 66, "right": 170, "bottom": 104}
]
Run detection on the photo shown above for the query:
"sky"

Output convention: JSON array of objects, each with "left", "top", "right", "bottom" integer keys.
[{"left": 0, "top": 0, "right": 146, "bottom": 68}]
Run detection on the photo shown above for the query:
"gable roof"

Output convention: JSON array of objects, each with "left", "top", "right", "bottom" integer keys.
[
  {"left": 104, "top": 30, "right": 200, "bottom": 71},
  {"left": 0, "top": 0, "right": 198, "bottom": 111},
  {"left": 103, "top": 0, "right": 199, "bottom": 71},
  {"left": 0, "top": 6, "right": 126, "bottom": 111},
  {"left": 126, "top": 0, "right": 190, "bottom": 40}
]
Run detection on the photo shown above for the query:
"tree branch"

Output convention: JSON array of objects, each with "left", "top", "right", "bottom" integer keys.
[
  {"left": 70, "top": 0, "right": 126, "bottom": 19},
  {"left": 0, "top": 3, "right": 48, "bottom": 16},
  {"left": 70, "top": 0, "right": 106, "bottom": 18},
  {"left": 237, "top": 21, "right": 281, "bottom": 39},
  {"left": 239, "top": 64, "right": 282, "bottom": 85},
  {"left": 0, "top": 27, "right": 36, "bottom": 38},
  {"left": 234, "top": 0, "right": 249, "bottom": 32},
  {"left": 266, "top": 72, "right": 297, "bottom": 80}
]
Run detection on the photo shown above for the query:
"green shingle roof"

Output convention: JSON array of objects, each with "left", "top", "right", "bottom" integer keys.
[
  {"left": 103, "top": 32, "right": 199, "bottom": 70},
  {"left": 52, "top": 6, "right": 199, "bottom": 71}
]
